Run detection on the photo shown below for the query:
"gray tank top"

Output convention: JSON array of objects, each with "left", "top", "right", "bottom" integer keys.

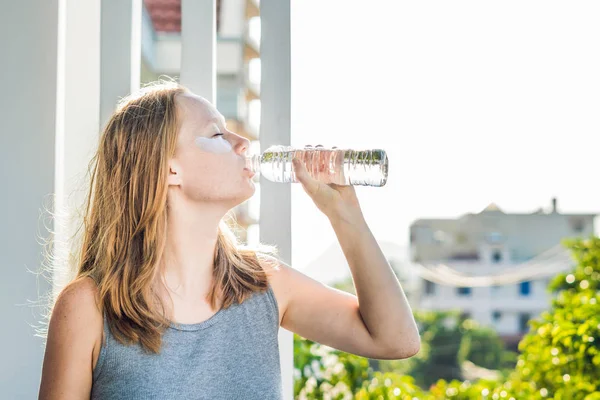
[{"left": 91, "top": 284, "right": 283, "bottom": 400}]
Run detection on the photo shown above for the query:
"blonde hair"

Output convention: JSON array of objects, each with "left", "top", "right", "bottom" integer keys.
[{"left": 41, "top": 79, "right": 278, "bottom": 354}]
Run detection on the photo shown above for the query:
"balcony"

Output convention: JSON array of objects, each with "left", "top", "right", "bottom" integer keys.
[{"left": 244, "top": 16, "right": 261, "bottom": 61}]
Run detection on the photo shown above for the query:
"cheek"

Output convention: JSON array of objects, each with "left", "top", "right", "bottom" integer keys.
[
  {"left": 194, "top": 136, "right": 232, "bottom": 154},
  {"left": 181, "top": 154, "right": 235, "bottom": 194}
]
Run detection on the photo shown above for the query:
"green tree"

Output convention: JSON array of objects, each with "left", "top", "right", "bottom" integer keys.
[
  {"left": 294, "top": 332, "right": 427, "bottom": 399},
  {"left": 427, "top": 237, "right": 600, "bottom": 399},
  {"left": 379, "top": 311, "right": 515, "bottom": 388},
  {"left": 504, "top": 237, "right": 600, "bottom": 399},
  {"left": 333, "top": 279, "right": 515, "bottom": 387},
  {"left": 293, "top": 331, "right": 371, "bottom": 398},
  {"left": 407, "top": 311, "right": 467, "bottom": 386},
  {"left": 461, "top": 323, "right": 515, "bottom": 372},
  {"left": 296, "top": 237, "right": 600, "bottom": 399}
]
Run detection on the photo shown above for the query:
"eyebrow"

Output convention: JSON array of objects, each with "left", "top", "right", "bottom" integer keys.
[{"left": 205, "top": 116, "right": 227, "bottom": 129}]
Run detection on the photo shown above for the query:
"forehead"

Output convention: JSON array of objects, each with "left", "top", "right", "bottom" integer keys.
[{"left": 176, "top": 93, "right": 220, "bottom": 126}]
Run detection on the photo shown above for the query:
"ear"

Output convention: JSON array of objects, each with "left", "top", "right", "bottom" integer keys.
[{"left": 167, "top": 158, "right": 183, "bottom": 186}]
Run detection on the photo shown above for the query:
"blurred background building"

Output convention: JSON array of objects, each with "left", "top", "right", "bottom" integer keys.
[
  {"left": 303, "top": 198, "right": 596, "bottom": 351},
  {"left": 409, "top": 197, "right": 596, "bottom": 348}
]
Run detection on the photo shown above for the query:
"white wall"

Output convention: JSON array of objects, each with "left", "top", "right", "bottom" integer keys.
[
  {"left": 220, "top": 0, "right": 245, "bottom": 37},
  {"left": 419, "top": 277, "right": 552, "bottom": 335},
  {"left": 153, "top": 36, "right": 243, "bottom": 75},
  {"left": 0, "top": 1, "right": 59, "bottom": 397}
]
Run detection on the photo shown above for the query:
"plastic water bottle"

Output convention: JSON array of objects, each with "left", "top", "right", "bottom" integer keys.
[{"left": 245, "top": 145, "right": 388, "bottom": 187}]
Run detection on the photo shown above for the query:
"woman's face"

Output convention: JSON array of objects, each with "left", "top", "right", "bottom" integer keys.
[{"left": 168, "top": 93, "right": 255, "bottom": 207}]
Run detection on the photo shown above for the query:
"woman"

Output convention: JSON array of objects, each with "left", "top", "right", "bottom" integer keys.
[{"left": 38, "top": 81, "right": 420, "bottom": 399}]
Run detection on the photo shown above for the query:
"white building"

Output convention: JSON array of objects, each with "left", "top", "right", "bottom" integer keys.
[{"left": 409, "top": 198, "right": 596, "bottom": 348}]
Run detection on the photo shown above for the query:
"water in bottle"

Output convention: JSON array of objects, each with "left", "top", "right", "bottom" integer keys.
[{"left": 245, "top": 145, "right": 388, "bottom": 187}]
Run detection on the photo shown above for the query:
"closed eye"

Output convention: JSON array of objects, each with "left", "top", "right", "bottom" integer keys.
[{"left": 213, "top": 133, "right": 224, "bottom": 137}]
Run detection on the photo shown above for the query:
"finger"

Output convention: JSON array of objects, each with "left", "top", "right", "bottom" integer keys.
[{"left": 292, "top": 158, "right": 320, "bottom": 194}]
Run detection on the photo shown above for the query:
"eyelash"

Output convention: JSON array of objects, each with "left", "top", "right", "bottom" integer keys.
[{"left": 214, "top": 133, "right": 224, "bottom": 137}]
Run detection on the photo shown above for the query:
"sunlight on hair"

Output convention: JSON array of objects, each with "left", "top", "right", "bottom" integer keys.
[{"left": 116, "top": 77, "right": 183, "bottom": 112}]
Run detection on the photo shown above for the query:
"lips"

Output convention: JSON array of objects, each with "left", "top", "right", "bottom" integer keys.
[{"left": 243, "top": 167, "right": 255, "bottom": 178}]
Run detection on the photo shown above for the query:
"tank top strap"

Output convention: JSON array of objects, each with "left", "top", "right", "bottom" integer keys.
[{"left": 93, "top": 310, "right": 109, "bottom": 383}]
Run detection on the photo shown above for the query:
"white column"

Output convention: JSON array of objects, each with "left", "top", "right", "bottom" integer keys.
[
  {"left": 260, "top": 0, "right": 293, "bottom": 398},
  {"left": 0, "top": 1, "right": 59, "bottom": 397},
  {"left": 220, "top": 0, "right": 245, "bottom": 37},
  {"left": 100, "top": 0, "right": 142, "bottom": 129},
  {"left": 53, "top": 0, "right": 102, "bottom": 296},
  {"left": 181, "top": 0, "right": 217, "bottom": 103}
]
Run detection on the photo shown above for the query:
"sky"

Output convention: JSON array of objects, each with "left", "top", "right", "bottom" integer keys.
[{"left": 272, "top": 0, "right": 600, "bottom": 282}]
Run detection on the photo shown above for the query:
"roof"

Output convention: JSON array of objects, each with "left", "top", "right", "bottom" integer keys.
[
  {"left": 410, "top": 198, "right": 597, "bottom": 227},
  {"left": 412, "top": 211, "right": 597, "bottom": 225},
  {"left": 481, "top": 202, "right": 504, "bottom": 213},
  {"left": 144, "top": 0, "right": 222, "bottom": 33}
]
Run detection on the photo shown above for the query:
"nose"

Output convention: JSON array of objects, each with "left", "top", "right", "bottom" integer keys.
[{"left": 233, "top": 134, "right": 250, "bottom": 155}]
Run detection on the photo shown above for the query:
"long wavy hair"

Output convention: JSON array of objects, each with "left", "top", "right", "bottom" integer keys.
[{"left": 40, "top": 80, "right": 278, "bottom": 354}]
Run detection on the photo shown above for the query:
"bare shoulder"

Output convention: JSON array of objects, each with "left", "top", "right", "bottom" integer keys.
[
  {"left": 38, "top": 276, "right": 104, "bottom": 399},
  {"left": 55, "top": 276, "right": 103, "bottom": 327},
  {"left": 257, "top": 253, "right": 294, "bottom": 326},
  {"left": 58, "top": 275, "right": 100, "bottom": 302},
  {"left": 65, "top": 277, "right": 104, "bottom": 362},
  {"left": 52, "top": 276, "right": 104, "bottom": 356},
  {"left": 258, "top": 253, "right": 323, "bottom": 328}
]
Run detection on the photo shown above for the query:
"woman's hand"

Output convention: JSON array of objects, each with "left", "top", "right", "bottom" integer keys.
[{"left": 292, "top": 157, "right": 363, "bottom": 223}]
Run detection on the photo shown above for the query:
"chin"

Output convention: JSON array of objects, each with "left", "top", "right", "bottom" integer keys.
[
  {"left": 237, "top": 179, "right": 256, "bottom": 200},
  {"left": 244, "top": 180, "right": 256, "bottom": 197}
]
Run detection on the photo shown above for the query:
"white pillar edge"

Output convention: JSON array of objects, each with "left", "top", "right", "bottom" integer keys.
[
  {"left": 180, "top": 0, "right": 217, "bottom": 103},
  {"left": 100, "top": 0, "right": 142, "bottom": 130},
  {"left": 259, "top": 0, "right": 293, "bottom": 398},
  {"left": 53, "top": 0, "right": 102, "bottom": 297}
]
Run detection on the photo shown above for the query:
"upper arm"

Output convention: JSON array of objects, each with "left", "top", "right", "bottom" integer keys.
[
  {"left": 264, "top": 255, "right": 404, "bottom": 360},
  {"left": 38, "top": 277, "right": 103, "bottom": 400}
]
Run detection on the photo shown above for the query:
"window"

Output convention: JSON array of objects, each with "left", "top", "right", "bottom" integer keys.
[
  {"left": 519, "top": 313, "right": 531, "bottom": 333},
  {"left": 486, "top": 232, "right": 504, "bottom": 243},
  {"left": 455, "top": 232, "right": 467, "bottom": 244},
  {"left": 491, "top": 250, "right": 503, "bottom": 263},
  {"left": 450, "top": 252, "right": 480, "bottom": 261},
  {"left": 570, "top": 218, "right": 585, "bottom": 233},
  {"left": 519, "top": 281, "right": 531, "bottom": 296},
  {"left": 492, "top": 310, "right": 502, "bottom": 322},
  {"left": 433, "top": 230, "right": 447, "bottom": 245},
  {"left": 425, "top": 280, "right": 436, "bottom": 295},
  {"left": 457, "top": 287, "right": 472, "bottom": 296},
  {"left": 491, "top": 285, "right": 501, "bottom": 296}
]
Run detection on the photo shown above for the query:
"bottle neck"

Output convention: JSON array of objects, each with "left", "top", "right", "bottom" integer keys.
[{"left": 245, "top": 154, "right": 261, "bottom": 174}]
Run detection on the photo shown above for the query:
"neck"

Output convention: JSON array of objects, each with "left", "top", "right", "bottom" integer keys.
[{"left": 158, "top": 197, "right": 227, "bottom": 301}]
